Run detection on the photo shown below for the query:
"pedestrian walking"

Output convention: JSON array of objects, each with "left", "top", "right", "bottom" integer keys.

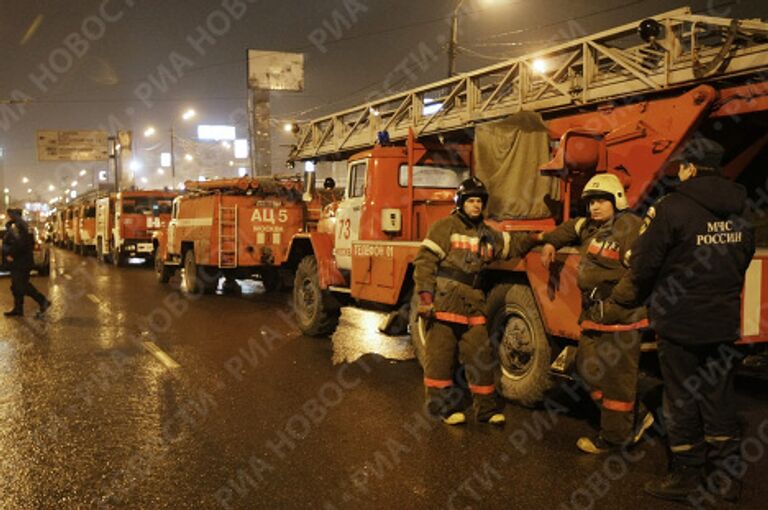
[
  {"left": 3, "top": 208, "right": 50, "bottom": 318},
  {"left": 612, "top": 138, "right": 755, "bottom": 503}
]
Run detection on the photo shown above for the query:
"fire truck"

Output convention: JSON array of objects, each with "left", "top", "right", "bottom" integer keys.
[
  {"left": 95, "top": 190, "right": 176, "bottom": 266},
  {"left": 73, "top": 196, "right": 98, "bottom": 255},
  {"left": 51, "top": 208, "right": 68, "bottom": 247},
  {"left": 153, "top": 176, "right": 315, "bottom": 293},
  {"left": 285, "top": 8, "right": 768, "bottom": 404},
  {"left": 63, "top": 205, "right": 77, "bottom": 250}
]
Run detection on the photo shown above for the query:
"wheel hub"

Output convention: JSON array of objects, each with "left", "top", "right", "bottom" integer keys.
[{"left": 498, "top": 309, "right": 535, "bottom": 380}]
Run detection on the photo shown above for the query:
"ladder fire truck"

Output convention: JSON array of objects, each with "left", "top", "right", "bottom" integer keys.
[
  {"left": 285, "top": 8, "right": 768, "bottom": 404},
  {"left": 152, "top": 176, "right": 319, "bottom": 294},
  {"left": 95, "top": 190, "right": 177, "bottom": 266}
]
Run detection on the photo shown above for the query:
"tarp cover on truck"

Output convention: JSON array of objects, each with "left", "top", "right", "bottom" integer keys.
[{"left": 473, "top": 111, "right": 559, "bottom": 219}]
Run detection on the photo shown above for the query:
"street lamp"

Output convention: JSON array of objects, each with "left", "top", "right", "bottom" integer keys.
[
  {"left": 145, "top": 108, "right": 197, "bottom": 189},
  {"left": 448, "top": 0, "right": 501, "bottom": 77}
]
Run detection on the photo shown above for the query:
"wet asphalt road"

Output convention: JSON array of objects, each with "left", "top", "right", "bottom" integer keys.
[{"left": 0, "top": 248, "right": 767, "bottom": 510}]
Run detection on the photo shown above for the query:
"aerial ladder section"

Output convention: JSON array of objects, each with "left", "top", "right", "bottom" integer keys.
[{"left": 289, "top": 7, "right": 768, "bottom": 161}]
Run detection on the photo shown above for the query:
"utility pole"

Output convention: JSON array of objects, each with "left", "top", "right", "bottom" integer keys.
[{"left": 448, "top": 0, "right": 465, "bottom": 78}]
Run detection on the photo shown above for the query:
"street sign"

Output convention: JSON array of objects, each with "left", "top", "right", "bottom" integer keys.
[
  {"left": 36, "top": 130, "right": 109, "bottom": 161},
  {"left": 247, "top": 50, "right": 304, "bottom": 91}
]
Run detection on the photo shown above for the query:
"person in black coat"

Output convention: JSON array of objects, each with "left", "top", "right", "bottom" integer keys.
[
  {"left": 611, "top": 138, "right": 755, "bottom": 504},
  {"left": 3, "top": 208, "right": 50, "bottom": 317}
]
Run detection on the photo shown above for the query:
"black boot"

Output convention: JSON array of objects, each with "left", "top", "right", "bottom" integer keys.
[
  {"left": 4, "top": 308, "right": 23, "bottom": 317},
  {"left": 36, "top": 299, "right": 51, "bottom": 318},
  {"left": 644, "top": 465, "right": 704, "bottom": 502}
]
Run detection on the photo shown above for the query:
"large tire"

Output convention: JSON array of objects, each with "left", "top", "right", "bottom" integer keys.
[
  {"left": 293, "top": 255, "right": 340, "bottom": 336},
  {"left": 487, "top": 283, "right": 552, "bottom": 407},
  {"left": 112, "top": 246, "right": 124, "bottom": 267},
  {"left": 408, "top": 291, "right": 428, "bottom": 367},
  {"left": 96, "top": 240, "right": 105, "bottom": 263},
  {"left": 38, "top": 255, "right": 51, "bottom": 277},
  {"left": 154, "top": 250, "right": 173, "bottom": 283},
  {"left": 182, "top": 250, "right": 217, "bottom": 294}
]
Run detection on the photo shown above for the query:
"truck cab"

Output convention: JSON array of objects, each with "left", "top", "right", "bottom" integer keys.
[{"left": 290, "top": 141, "right": 471, "bottom": 335}]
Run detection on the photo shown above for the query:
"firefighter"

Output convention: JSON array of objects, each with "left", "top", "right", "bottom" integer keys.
[
  {"left": 413, "top": 177, "right": 532, "bottom": 425},
  {"left": 3, "top": 208, "right": 50, "bottom": 318},
  {"left": 319, "top": 177, "right": 341, "bottom": 208},
  {"left": 613, "top": 139, "right": 754, "bottom": 503},
  {"left": 539, "top": 173, "right": 652, "bottom": 453}
]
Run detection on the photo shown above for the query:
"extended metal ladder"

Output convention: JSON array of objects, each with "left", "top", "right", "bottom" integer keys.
[
  {"left": 289, "top": 7, "right": 768, "bottom": 161},
  {"left": 218, "top": 204, "right": 238, "bottom": 268}
]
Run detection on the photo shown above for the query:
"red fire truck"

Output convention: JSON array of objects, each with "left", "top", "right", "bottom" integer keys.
[
  {"left": 153, "top": 176, "right": 315, "bottom": 293},
  {"left": 285, "top": 8, "right": 768, "bottom": 404},
  {"left": 95, "top": 190, "right": 176, "bottom": 266},
  {"left": 73, "top": 196, "right": 98, "bottom": 255}
]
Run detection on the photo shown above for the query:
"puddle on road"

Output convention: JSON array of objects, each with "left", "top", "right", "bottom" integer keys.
[{"left": 331, "top": 307, "right": 415, "bottom": 365}]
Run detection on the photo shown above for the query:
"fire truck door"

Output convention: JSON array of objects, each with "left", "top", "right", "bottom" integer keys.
[{"left": 334, "top": 160, "right": 367, "bottom": 270}]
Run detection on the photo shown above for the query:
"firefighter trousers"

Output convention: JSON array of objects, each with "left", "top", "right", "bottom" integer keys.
[
  {"left": 10, "top": 268, "right": 46, "bottom": 312},
  {"left": 423, "top": 320, "right": 498, "bottom": 420},
  {"left": 577, "top": 328, "right": 641, "bottom": 444},
  {"left": 658, "top": 339, "right": 742, "bottom": 474}
]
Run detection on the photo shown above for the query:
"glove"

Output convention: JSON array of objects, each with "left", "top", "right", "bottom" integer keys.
[{"left": 417, "top": 291, "right": 435, "bottom": 319}]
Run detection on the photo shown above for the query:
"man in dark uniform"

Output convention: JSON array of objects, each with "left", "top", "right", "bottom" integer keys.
[
  {"left": 413, "top": 177, "right": 532, "bottom": 425},
  {"left": 613, "top": 138, "right": 754, "bottom": 504},
  {"left": 540, "top": 173, "right": 652, "bottom": 453},
  {"left": 3, "top": 208, "right": 50, "bottom": 317}
]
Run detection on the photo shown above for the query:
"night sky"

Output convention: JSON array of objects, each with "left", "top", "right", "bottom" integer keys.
[{"left": 0, "top": 0, "right": 765, "bottom": 202}]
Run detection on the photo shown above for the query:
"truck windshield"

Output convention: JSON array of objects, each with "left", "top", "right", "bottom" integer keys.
[
  {"left": 398, "top": 164, "right": 469, "bottom": 188},
  {"left": 85, "top": 207, "right": 96, "bottom": 218},
  {"left": 123, "top": 198, "right": 173, "bottom": 215}
]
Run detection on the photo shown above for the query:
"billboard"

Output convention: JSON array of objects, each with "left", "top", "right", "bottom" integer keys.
[
  {"left": 37, "top": 130, "right": 109, "bottom": 161},
  {"left": 247, "top": 50, "right": 304, "bottom": 91}
]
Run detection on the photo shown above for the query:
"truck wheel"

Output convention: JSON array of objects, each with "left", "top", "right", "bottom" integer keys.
[
  {"left": 408, "top": 291, "right": 428, "bottom": 367},
  {"left": 112, "top": 247, "right": 123, "bottom": 267},
  {"left": 182, "top": 250, "right": 217, "bottom": 294},
  {"left": 154, "top": 251, "right": 173, "bottom": 283},
  {"left": 293, "top": 255, "right": 340, "bottom": 336},
  {"left": 38, "top": 256, "right": 51, "bottom": 277},
  {"left": 486, "top": 283, "right": 552, "bottom": 407}
]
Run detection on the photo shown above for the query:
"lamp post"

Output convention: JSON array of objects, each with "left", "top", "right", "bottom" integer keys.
[
  {"left": 448, "top": 0, "right": 502, "bottom": 78},
  {"left": 144, "top": 108, "right": 196, "bottom": 190},
  {"left": 448, "top": 0, "right": 466, "bottom": 78}
]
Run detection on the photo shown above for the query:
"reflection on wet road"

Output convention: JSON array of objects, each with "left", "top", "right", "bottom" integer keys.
[
  {"left": 331, "top": 307, "right": 414, "bottom": 364},
  {"left": 0, "top": 248, "right": 767, "bottom": 509}
]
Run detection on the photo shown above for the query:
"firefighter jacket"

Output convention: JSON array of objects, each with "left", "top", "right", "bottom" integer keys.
[
  {"left": 542, "top": 212, "right": 646, "bottom": 328},
  {"left": 413, "top": 211, "right": 529, "bottom": 325},
  {"left": 612, "top": 176, "right": 755, "bottom": 344}
]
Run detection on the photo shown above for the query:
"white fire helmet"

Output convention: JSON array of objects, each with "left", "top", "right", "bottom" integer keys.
[{"left": 581, "top": 173, "right": 628, "bottom": 211}]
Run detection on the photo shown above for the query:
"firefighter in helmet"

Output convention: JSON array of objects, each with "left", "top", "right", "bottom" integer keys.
[
  {"left": 539, "top": 173, "right": 653, "bottom": 453},
  {"left": 413, "top": 177, "right": 533, "bottom": 425}
]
